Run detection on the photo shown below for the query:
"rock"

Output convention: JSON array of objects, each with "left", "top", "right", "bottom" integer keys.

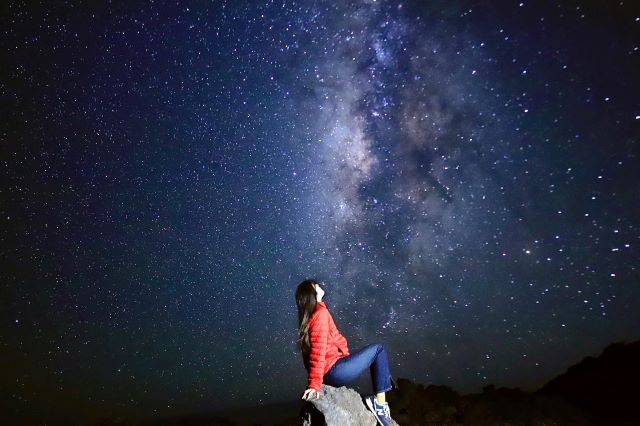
[{"left": 299, "top": 384, "right": 399, "bottom": 426}]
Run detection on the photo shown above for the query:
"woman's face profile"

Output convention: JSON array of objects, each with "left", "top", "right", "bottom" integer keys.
[{"left": 314, "top": 283, "right": 325, "bottom": 302}]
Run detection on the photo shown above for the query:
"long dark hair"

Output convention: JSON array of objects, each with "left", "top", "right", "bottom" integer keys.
[{"left": 296, "top": 279, "right": 319, "bottom": 371}]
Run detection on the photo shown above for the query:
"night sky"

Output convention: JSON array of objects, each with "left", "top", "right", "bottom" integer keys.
[{"left": 2, "top": 0, "right": 639, "bottom": 423}]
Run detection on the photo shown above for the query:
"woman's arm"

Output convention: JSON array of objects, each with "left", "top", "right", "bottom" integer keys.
[
  {"left": 307, "top": 310, "right": 329, "bottom": 392},
  {"left": 337, "top": 333, "right": 349, "bottom": 356}
]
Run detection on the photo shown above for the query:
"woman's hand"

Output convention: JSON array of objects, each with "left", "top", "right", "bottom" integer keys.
[{"left": 301, "top": 388, "right": 320, "bottom": 400}]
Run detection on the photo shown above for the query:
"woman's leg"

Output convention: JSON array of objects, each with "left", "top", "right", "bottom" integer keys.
[
  {"left": 370, "top": 343, "right": 393, "bottom": 396},
  {"left": 323, "top": 343, "right": 393, "bottom": 395}
]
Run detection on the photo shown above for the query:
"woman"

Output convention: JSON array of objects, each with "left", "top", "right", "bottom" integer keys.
[{"left": 295, "top": 279, "right": 397, "bottom": 426}]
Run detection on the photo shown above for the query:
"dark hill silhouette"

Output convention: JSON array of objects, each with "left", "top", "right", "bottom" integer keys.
[
  {"left": 538, "top": 340, "right": 640, "bottom": 426},
  {"left": 86, "top": 339, "right": 640, "bottom": 425}
]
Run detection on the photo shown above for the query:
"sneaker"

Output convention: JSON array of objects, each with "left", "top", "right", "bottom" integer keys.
[{"left": 365, "top": 395, "right": 392, "bottom": 426}]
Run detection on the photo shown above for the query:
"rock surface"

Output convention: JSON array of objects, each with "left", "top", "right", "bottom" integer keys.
[{"left": 299, "top": 384, "right": 399, "bottom": 426}]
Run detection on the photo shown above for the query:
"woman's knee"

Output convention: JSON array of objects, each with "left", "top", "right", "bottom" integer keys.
[{"left": 366, "top": 342, "right": 383, "bottom": 352}]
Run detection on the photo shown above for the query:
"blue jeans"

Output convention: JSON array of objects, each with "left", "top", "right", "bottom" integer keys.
[{"left": 323, "top": 343, "right": 396, "bottom": 394}]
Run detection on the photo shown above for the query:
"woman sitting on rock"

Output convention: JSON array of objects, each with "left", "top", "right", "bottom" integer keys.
[{"left": 295, "top": 279, "right": 398, "bottom": 426}]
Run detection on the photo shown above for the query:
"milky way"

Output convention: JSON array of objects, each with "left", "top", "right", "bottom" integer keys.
[{"left": 2, "top": 0, "right": 639, "bottom": 423}]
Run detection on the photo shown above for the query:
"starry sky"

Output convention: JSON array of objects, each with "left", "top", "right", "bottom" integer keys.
[{"left": 2, "top": 0, "right": 639, "bottom": 423}]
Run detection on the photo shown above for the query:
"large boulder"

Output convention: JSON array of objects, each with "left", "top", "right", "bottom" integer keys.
[{"left": 299, "top": 384, "right": 399, "bottom": 426}]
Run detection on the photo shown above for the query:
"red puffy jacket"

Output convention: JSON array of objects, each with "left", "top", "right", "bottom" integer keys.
[{"left": 306, "top": 301, "right": 350, "bottom": 392}]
